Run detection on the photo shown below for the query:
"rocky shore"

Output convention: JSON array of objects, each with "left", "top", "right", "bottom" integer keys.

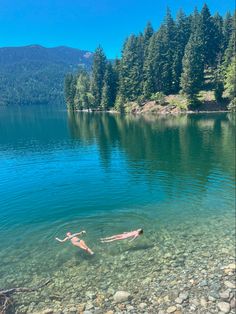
[{"left": 9, "top": 213, "right": 235, "bottom": 314}]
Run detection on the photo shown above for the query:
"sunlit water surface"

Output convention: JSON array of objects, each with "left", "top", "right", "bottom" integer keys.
[{"left": 0, "top": 107, "right": 235, "bottom": 312}]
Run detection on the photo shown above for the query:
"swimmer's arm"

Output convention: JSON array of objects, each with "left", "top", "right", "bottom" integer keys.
[
  {"left": 55, "top": 237, "right": 68, "bottom": 243},
  {"left": 129, "top": 235, "right": 138, "bottom": 242},
  {"left": 71, "top": 231, "right": 86, "bottom": 237}
]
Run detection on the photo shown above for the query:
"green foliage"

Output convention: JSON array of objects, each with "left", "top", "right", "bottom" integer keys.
[
  {"left": 101, "top": 62, "right": 117, "bottom": 110},
  {"left": 150, "top": 92, "right": 166, "bottom": 105},
  {"left": 74, "top": 71, "right": 93, "bottom": 110},
  {"left": 64, "top": 74, "right": 76, "bottom": 109},
  {"left": 228, "top": 98, "right": 236, "bottom": 111},
  {"left": 224, "top": 57, "right": 236, "bottom": 100},
  {"left": 119, "top": 35, "right": 144, "bottom": 101},
  {"left": 91, "top": 46, "right": 107, "bottom": 108},
  {"left": 63, "top": 5, "right": 234, "bottom": 111},
  {"left": 180, "top": 29, "right": 204, "bottom": 99},
  {"left": 0, "top": 45, "right": 93, "bottom": 106}
]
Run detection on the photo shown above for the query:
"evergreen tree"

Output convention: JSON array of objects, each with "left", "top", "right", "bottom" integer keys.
[
  {"left": 224, "top": 56, "right": 236, "bottom": 110},
  {"left": 223, "top": 11, "right": 236, "bottom": 67},
  {"left": 143, "top": 21, "right": 154, "bottom": 57},
  {"left": 200, "top": 3, "right": 215, "bottom": 67},
  {"left": 222, "top": 12, "right": 233, "bottom": 51},
  {"left": 101, "top": 62, "right": 117, "bottom": 110},
  {"left": 64, "top": 74, "right": 76, "bottom": 109},
  {"left": 180, "top": 31, "right": 204, "bottom": 99},
  {"left": 172, "top": 9, "right": 191, "bottom": 92},
  {"left": 143, "top": 33, "right": 157, "bottom": 98},
  {"left": 74, "top": 71, "right": 92, "bottom": 110},
  {"left": 91, "top": 46, "right": 107, "bottom": 108},
  {"left": 161, "top": 8, "right": 176, "bottom": 94},
  {"left": 119, "top": 35, "right": 144, "bottom": 101}
]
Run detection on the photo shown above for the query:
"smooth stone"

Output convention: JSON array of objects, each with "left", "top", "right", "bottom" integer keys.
[
  {"left": 219, "top": 290, "right": 231, "bottom": 300},
  {"left": 85, "top": 302, "right": 94, "bottom": 310},
  {"left": 139, "top": 303, "right": 147, "bottom": 309},
  {"left": 217, "top": 302, "right": 231, "bottom": 313},
  {"left": 199, "top": 280, "right": 208, "bottom": 287},
  {"left": 200, "top": 297, "right": 208, "bottom": 307},
  {"left": 113, "top": 291, "right": 131, "bottom": 303},
  {"left": 167, "top": 306, "right": 177, "bottom": 313},
  {"left": 230, "top": 298, "right": 236, "bottom": 309},
  {"left": 224, "top": 263, "right": 236, "bottom": 270},
  {"left": 42, "top": 310, "right": 54, "bottom": 314},
  {"left": 175, "top": 297, "right": 183, "bottom": 304},
  {"left": 224, "top": 281, "right": 235, "bottom": 289},
  {"left": 179, "top": 292, "right": 189, "bottom": 301}
]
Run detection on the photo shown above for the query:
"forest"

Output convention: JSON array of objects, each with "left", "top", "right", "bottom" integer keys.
[{"left": 64, "top": 4, "right": 236, "bottom": 112}]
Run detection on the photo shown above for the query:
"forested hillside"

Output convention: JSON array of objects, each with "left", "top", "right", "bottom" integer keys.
[
  {"left": 65, "top": 4, "right": 236, "bottom": 112},
  {"left": 0, "top": 45, "right": 93, "bottom": 106}
]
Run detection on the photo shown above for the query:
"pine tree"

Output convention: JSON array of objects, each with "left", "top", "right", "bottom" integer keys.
[
  {"left": 172, "top": 9, "right": 191, "bottom": 92},
  {"left": 224, "top": 56, "right": 236, "bottom": 110},
  {"left": 64, "top": 74, "right": 76, "bottom": 109},
  {"left": 119, "top": 35, "right": 144, "bottom": 101},
  {"left": 143, "top": 22, "right": 154, "bottom": 56},
  {"left": 74, "top": 71, "right": 92, "bottom": 110},
  {"left": 222, "top": 12, "right": 233, "bottom": 51},
  {"left": 200, "top": 3, "right": 215, "bottom": 67},
  {"left": 180, "top": 31, "right": 204, "bottom": 99},
  {"left": 91, "top": 46, "right": 107, "bottom": 108},
  {"left": 101, "top": 62, "right": 117, "bottom": 110},
  {"left": 223, "top": 11, "right": 236, "bottom": 68},
  {"left": 161, "top": 8, "right": 176, "bottom": 94},
  {"left": 212, "top": 13, "right": 224, "bottom": 64}
]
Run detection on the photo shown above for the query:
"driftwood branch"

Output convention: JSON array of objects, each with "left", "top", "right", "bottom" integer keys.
[
  {"left": 0, "top": 279, "right": 51, "bottom": 296},
  {"left": 0, "top": 279, "right": 51, "bottom": 314}
]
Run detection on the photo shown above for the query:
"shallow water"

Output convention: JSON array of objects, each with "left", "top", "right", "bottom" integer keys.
[{"left": 0, "top": 107, "right": 235, "bottom": 313}]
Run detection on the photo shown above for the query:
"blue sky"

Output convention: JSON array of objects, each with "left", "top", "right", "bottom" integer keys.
[{"left": 0, "top": 0, "right": 235, "bottom": 58}]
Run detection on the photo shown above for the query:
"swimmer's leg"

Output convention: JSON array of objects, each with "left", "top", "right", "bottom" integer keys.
[{"left": 73, "top": 240, "right": 94, "bottom": 255}]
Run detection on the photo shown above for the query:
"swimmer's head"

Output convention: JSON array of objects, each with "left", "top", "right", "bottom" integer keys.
[
  {"left": 138, "top": 229, "right": 143, "bottom": 235},
  {"left": 66, "top": 232, "right": 72, "bottom": 237}
]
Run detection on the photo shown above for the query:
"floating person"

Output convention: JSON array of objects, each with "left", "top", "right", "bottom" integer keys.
[
  {"left": 55, "top": 230, "right": 94, "bottom": 255},
  {"left": 101, "top": 229, "right": 143, "bottom": 243}
]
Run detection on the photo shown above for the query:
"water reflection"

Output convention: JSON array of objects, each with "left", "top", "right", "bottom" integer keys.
[{"left": 67, "top": 111, "right": 235, "bottom": 180}]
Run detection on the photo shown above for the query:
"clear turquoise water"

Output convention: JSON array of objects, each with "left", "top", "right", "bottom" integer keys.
[{"left": 0, "top": 107, "right": 235, "bottom": 312}]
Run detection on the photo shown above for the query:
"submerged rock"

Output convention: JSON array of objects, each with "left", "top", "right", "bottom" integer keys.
[
  {"left": 217, "top": 301, "right": 231, "bottom": 313},
  {"left": 113, "top": 291, "right": 131, "bottom": 303},
  {"left": 166, "top": 306, "right": 177, "bottom": 313}
]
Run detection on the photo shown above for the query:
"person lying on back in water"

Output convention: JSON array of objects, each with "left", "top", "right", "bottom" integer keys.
[
  {"left": 55, "top": 231, "right": 94, "bottom": 255},
  {"left": 101, "top": 229, "right": 143, "bottom": 243}
]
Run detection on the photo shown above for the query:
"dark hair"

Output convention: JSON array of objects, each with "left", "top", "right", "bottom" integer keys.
[{"left": 139, "top": 229, "right": 144, "bottom": 234}]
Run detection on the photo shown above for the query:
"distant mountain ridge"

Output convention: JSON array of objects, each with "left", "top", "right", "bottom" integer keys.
[{"left": 0, "top": 45, "right": 93, "bottom": 106}]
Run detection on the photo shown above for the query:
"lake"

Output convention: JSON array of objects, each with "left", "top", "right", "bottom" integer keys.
[{"left": 0, "top": 107, "right": 235, "bottom": 313}]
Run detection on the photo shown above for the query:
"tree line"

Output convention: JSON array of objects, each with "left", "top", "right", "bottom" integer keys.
[{"left": 65, "top": 4, "right": 236, "bottom": 111}]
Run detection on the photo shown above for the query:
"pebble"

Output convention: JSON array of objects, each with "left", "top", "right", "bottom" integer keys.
[
  {"left": 219, "top": 290, "right": 230, "bottom": 300},
  {"left": 217, "top": 302, "right": 231, "bottom": 313},
  {"left": 139, "top": 302, "right": 147, "bottom": 309},
  {"left": 42, "top": 310, "right": 54, "bottom": 314},
  {"left": 167, "top": 306, "right": 177, "bottom": 313},
  {"left": 224, "top": 281, "right": 235, "bottom": 289},
  {"left": 230, "top": 298, "right": 236, "bottom": 309},
  {"left": 113, "top": 291, "right": 131, "bottom": 303}
]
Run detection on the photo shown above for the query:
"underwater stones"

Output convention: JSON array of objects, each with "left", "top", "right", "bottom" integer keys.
[
  {"left": 166, "top": 305, "right": 177, "bottom": 313},
  {"left": 219, "top": 290, "right": 231, "bottom": 300},
  {"left": 139, "top": 302, "right": 147, "bottom": 309},
  {"left": 224, "top": 281, "right": 236, "bottom": 289},
  {"left": 217, "top": 301, "right": 231, "bottom": 313},
  {"left": 41, "top": 309, "right": 54, "bottom": 314},
  {"left": 113, "top": 291, "right": 131, "bottom": 303}
]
